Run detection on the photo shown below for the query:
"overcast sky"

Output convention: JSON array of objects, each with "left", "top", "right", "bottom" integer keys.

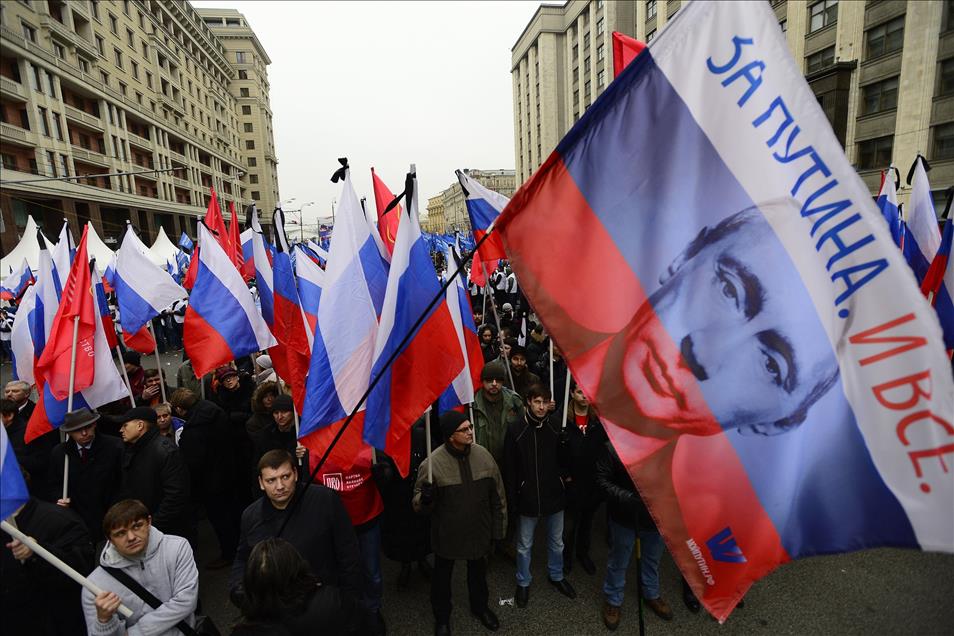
[{"left": 190, "top": 0, "right": 541, "bottom": 227}]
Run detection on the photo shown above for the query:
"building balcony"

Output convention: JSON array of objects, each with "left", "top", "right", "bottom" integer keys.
[
  {"left": 265, "top": 149, "right": 278, "bottom": 163},
  {"left": 169, "top": 149, "right": 187, "bottom": 163},
  {"left": 127, "top": 130, "right": 151, "bottom": 149},
  {"left": 40, "top": 15, "right": 98, "bottom": 59},
  {"left": 0, "top": 76, "right": 27, "bottom": 100},
  {"left": 149, "top": 33, "right": 178, "bottom": 62},
  {"left": 215, "top": 129, "right": 229, "bottom": 144},
  {"left": 0, "top": 123, "right": 37, "bottom": 147},
  {"left": 171, "top": 174, "right": 191, "bottom": 188},
  {"left": 70, "top": 145, "right": 110, "bottom": 166},
  {"left": 65, "top": 104, "right": 104, "bottom": 130},
  {"left": 160, "top": 92, "right": 185, "bottom": 115}
]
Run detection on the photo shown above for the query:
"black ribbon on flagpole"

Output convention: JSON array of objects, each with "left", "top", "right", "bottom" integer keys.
[{"left": 277, "top": 166, "right": 499, "bottom": 538}]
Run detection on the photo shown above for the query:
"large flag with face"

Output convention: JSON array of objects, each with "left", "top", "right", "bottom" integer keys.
[
  {"left": 364, "top": 170, "right": 463, "bottom": 476},
  {"left": 184, "top": 222, "right": 277, "bottom": 378},
  {"left": 437, "top": 241, "right": 484, "bottom": 414},
  {"left": 1, "top": 425, "right": 29, "bottom": 521},
  {"left": 299, "top": 165, "right": 383, "bottom": 470},
  {"left": 114, "top": 225, "right": 187, "bottom": 338},
  {"left": 496, "top": 1, "right": 954, "bottom": 622},
  {"left": 903, "top": 157, "right": 942, "bottom": 286},
  {"left": 458, "top": 170, "right": 508, "bottom": 287},
  {"left": 1, "top": 258, "right": 34, "bottom": 301},
  {"left": 34, "top": 226, "right": 96, "bottom": 400}
]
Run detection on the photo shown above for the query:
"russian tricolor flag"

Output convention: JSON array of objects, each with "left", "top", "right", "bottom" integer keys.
[
  {"left": 364, "top": 169, "right": 463, "bottom": 476},
  {"left": 184, "top": 222, "right": 276, "bottom": 378},
  {"left": 1, "top": 425, "right": 29, "bottom": 521},
  {"left": 921, "top": 218, "right": 954, "bottom": 350},
  {"left": 0, "top": 258, "right": 34, "bottom": 301},
  {"left": 458, "top": 170, "right": 508, "bottom": 287},
  {"left": 299, "top": 165, "right": 383, "bottom": 470},
  {"left": 902, "top": 157, "right": 942, "bottom": 286},
  {"left": 49, "top": 221, "right": 76, "bottom": 299},
  {"left": 115, "top": 225, "right": 187, "bottom": 339},
  {"left": 497, "top": 1, "right": 953, "bottom": 621},
  {"left": 437, "top": 242, "right": 483, "bottom": 414},
  {"left": 877, "top": 168, "right": 903, "bottom": 247},
  {"left": 294, "top": 244, "right": 325, "bottom": 348}
]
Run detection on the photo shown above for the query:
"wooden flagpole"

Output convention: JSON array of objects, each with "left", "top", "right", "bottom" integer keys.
[{"left": 62, "top": 316, "right": 80, "bottom": 501}]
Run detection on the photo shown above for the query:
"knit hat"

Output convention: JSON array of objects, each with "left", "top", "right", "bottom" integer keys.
[
  {"left": 214, "top": 366, "right": 239, "bottom": 382},
  {"left": 271, "top": 394, "right": 294, "bottom": 413},
  {"left": 502, "top": 303, "right": 513, "bottom": 312},
  {"left": 256, "top": 354, "right": 273, "bottom": 369},
  {"left": 122, "top": 351, "right": 142, "bottom": 367},
  {"left": 481, "top": 361, "right": 508, "bottom": 382},
  {"left": 440, "top": 410, "right": 470, "bottom": 440}
]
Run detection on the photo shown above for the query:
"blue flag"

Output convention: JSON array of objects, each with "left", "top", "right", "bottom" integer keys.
[{"left": 178, "top": 232, "right": 194, "bottom": 252}]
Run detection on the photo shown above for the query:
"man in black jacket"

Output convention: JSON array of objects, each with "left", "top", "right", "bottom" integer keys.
[
  {"left": 230, "top": 450, "right": 362, "bottom": 612},
  {"left": 596, "top": 441, "right": 672, "bottom": 629},
  {"left": 116, "top": 406, "right": 193, "bottom": 543},
  {"left": 1, "top": 492, "right": 94, "bottom": 634},
  {"left": 249, "top": 394, "right": 307, "bottom": 474},
  {"left": 49, "top": 407, "right": 124, "bottom": 540},
  {"left": 504, "top": 384, "right": 576, "bottom": 608},
  {"left": 172, "top": 388, "right": 239, "bottom": 568}
]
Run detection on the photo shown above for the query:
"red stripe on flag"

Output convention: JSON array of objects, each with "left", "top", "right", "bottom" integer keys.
[
  {"left": 300, "top": 412, "right": 368, "bottom": 474},
  {"left": 123, "top": 326, "right": 156, "bottom": 354},
  {"left": 183, "top": 306, "right": 237, "bottom": 378}
]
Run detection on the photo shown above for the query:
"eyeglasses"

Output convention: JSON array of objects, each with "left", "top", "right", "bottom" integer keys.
[{"left": 454, "top": 425, "right": 474, "bottom": 433}]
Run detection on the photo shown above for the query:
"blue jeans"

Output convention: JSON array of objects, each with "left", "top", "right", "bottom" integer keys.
[
  {"left": 516, "top": 512, "right": 564, "bottom": 587},
  {"left": 602, "top": 519, "right": 664, "bottom": 606},
  {"left": 356, "top": 522, "right": 383, "bottom": 612}
]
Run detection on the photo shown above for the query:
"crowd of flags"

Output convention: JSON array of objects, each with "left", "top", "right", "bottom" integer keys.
[{"left": 2, "top": 166, "right": 508, "bottom": 479}]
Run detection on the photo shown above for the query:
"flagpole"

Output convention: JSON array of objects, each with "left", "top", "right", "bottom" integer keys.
[
  {"left": 482, "top": 263, "right": 515, "bottom": 391},
  {"left": 1, "top": 520, "right": 134, "bottom": 619},
  {"left": 425, "top": 408, "right": 433, "bottom": 483},
  {"left": 116, "top": 345, "right": 135, "bottom": 407},
  {"left": 62, "top": 315, "right": 80, "bottom": 501},
  {"left": 277, "top": 220, "right": 502, "bottom": 538},
  {"left": 549, "top": 340, "right": 555, "bottom": 399},
  {"left": 146, "top": 322, "right": 166, "bottom": 403},
  {"left": 561, "top": 370, "right": 572, "bottom": 430}
]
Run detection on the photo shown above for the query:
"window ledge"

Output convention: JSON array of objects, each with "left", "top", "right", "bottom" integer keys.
[{"left": 855, "top": 108, "right": 898, "bottom": 123}]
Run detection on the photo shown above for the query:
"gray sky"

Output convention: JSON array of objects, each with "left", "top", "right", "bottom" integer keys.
[{"left": 191, "top": 0, "right": 541, "bottom": 228}]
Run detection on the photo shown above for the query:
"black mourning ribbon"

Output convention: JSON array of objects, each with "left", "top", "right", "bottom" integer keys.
[{"left": 330, "top": 157, "right": 349, "bottom": 183}]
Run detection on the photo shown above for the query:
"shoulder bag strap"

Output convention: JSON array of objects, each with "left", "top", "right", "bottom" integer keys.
[{"left": 102, "top": 566, "right": 199, "bottom": 636}]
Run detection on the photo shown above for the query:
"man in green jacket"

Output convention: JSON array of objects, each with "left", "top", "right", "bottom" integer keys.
[
  {"left": 414, "top": 411, "right": 507, "bottom": 636},
  {"left": 471, "top": 362, "right": 524, "bottom": 470}
]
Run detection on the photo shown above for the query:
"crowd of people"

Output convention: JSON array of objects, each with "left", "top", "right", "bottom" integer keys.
[{"left": 1, "top": 266, "right": 713, "bottom": 636}]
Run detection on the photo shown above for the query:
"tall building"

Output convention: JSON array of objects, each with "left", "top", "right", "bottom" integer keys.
[
  {"left": 196, "top": 8, "right": 279, "bottom": 219},
  {"left": 513, "top": 0, "right": 953, "bottom": 211},
  {"left": 0, "top": 0, "right": 279, "bottom": 255},
  {"left": 436, "top": 169, "right": 516, "bottom": 233},
  {"left": 424, "top": 194, "right": 446, "bottom": 234},
  {"left": 511, "top": 0, "right": 636, "bottom": 184}
]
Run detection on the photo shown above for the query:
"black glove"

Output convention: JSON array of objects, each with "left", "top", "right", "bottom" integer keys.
[
  {"left": 419, "top": 481, "right": 435, "bottom": 505},
  {"left": 371, "top": 460, "right": 394, "bottom": 487}
]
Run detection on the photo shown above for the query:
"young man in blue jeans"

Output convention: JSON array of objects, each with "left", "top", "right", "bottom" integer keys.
[
  {"left": 504, "top": 384, "right": 576, "bottom": 608},
  {"left": 596, "top": 441, "right": 673, "bottom": 629}
]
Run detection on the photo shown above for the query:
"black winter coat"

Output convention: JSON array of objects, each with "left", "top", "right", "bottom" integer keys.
[
  {"left": 504, "top": 414, "right": 568, "bottom": 517},
  {"left": 48, "top": 433, "right": 124, "bottom": 539},
  {"left": 229, "top": 582, "right": 355, "bottom": 636},
  {"left": 249, "top": 421, "right": 298, "bottom": 466},
  {"left": 380, "top": 418, "right": 435, "bottom": 563},
  {"left": 595, "top": 442, "right": 657, "bottom": 532},
  {"left": 0, "top": 498, "right": 94, "bottom": 635},
  {"left": 178, "top": 399, "right": 234, "bottom": 498},
  {"left": 118, "top": 427, "right": 193, "bottom": 540},
  {"left": 6, "top": 416, "right": 59, "bottom": 501},
  {"left": 558, "top": 408, "right": 607, "bottom": 494},
  {"left": 229, "top": 485, "right": 362, "bottom": 609}
]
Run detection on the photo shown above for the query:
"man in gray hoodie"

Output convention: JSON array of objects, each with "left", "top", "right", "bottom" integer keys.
[{"left": 82, "top": 499, "right": 199, "bottom": 636}]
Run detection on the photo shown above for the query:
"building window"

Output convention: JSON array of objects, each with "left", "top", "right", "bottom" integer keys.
[
  {"left": 236, "top": 51, "right": 247, "bottom": 63},
  {"left": 249, "top": 174, "right": 258, "bottom": 184},
  {"left": 946, "top": 0, "right": 954, "bottom": 32},
  {"left": 806, "top": 46, "right": 835, "bottom": 74},
  {"left": 146, "top": 72, "right": 152, "bottom": 89},
  {"left": 240, "top": 88, "right": 250, "bottom": 97},
  {"left": 47, "top": 151, "right": 57, "bottom": 176},
  {"left": 37, "top": 107, "right": 50, "bottom": 136},
  {"left": 247, "top": 157, "right": 257, "bottom": 167},
  {"left": 647, "top": 29, "right": 656, "bottom": 42},
  {"left": 244, "top": 122, "right": 253, "bottom": 132},
  {"left": 91, "top": 0, "right": 99, "bottom": 19},
  {"left": 597, "top": 69, "right": 606, "bottom": 88},
  {"left": 238, "top": 70, "right": 248, "bottom": 79},
  {"left": 596, "top": 18, "right": 604, "bottom": 35},
  {"left": 119, "top": 81, "right": 127, "bottom": 96},
  {"left": 861, "top": 76, "right": 898, "bottom": 115},
  {"left": 131, "top": 60, "right": 139, "bottom": 79},
  {"left": 808, "top": 0, "right": 838, "bottom": 33},
  {"left": 53, "top": 42, "right": 65, "bottom": 59},
  {"left": 252, "top": 190, "right": 260, "bottom": 200},
  {"left": 100, "top": 70, "right": 109, "bottom": 85},
  {"left": 108, "top": 13, "right": 117, "bottom": 34},
  {"left": 246, "top": 140, "right": 255, "bottom": 150},
  {"left": 58, "top": 154, "right": 68, "bottom": 177},
  {"left": 126, "top": 28, "right": 134, "bottom": 47},
  {"left": 21, "top": 22, "right": 36, "bottom": 42},
  {"left": 79, "top": 58, "right": 89, "bottom": 73},
  {"left": 96, "top": 35, "right": 104, "bottom": 55},
  {"left": 939, "top": 58, "right": 954, "bottom": 96},
  {"left": 933, "top": 123, "right": 954, "bottom": 160},
  {"left": 865, "top": 16, "right": 904, "bottom": 60},
  {"left": 856, "top": 135, "right": 892, "bottom": 170},
  {"left": 647, "top": 0, "right": 657, "bottom": 20},
  {"left": 51, "top": 112, "right": 63, "bottom": 140},
  {"left": 242, "top": 105, "right": 252, "bottom": 115},
  {"left": 597, "top": 44, "right": 605, "bottom": 62},
  {"left": 114, "top": 48, "right": 123, "bottom": 68}
]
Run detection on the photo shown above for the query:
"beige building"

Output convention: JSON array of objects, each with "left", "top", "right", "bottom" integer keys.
[
  {"left": 511, "top": 0, "right": 636, "bottom": 184},
  {"left": 424, "top": 194, "right": 446, "bottom": 234},
  {"left": 0, "top": 0, "right": 278, "bottom": 254},
  {"left": 197, "top": 8, "right": 279, "bottom": 220},
  {"left": 437, "top": 168, "right": 516, "bottom": 233},
  {"left": 514, "top": 0, "right": 954, "bottom": 210}
]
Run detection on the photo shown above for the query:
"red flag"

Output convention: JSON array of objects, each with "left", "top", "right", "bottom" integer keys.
[
  {"left": 34, "top": 226, "right": 96, "bottom": 399},
  {"left": 371, "top": 168, "right": 401, "bottom": 256},
  {"left": 612, "top": 32, "right": 646, "bottom": 78},
  {"left": 228, "top": 201, "right": 244, "bottom": 271},
  {"left": 184, "top": 187, "right": 229, "bottom": 289}
]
